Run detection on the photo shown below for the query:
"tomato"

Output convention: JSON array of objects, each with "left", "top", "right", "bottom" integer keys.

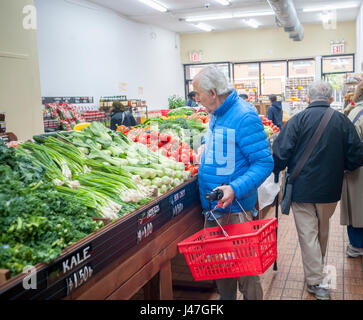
[
  {"left": 139, "top": 137, "right": 147, "bottom": 145},
  {"left": 159, "top": 133, "right": 169, "bottom": 142},
  {"left": 180, "top": 153, "right": 190, "bottom": 164},
  {"left": 163, "top": 142, "right": 172, "bottom": 151}
]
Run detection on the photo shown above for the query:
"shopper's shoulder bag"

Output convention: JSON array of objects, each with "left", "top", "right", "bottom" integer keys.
[{"left": 280, "top": 107, "right": 335, "bottom": 215}]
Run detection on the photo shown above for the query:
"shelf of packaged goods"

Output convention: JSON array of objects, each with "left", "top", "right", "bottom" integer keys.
[{"left": 0, "top": 177, "right": 200, "bottom": 300}]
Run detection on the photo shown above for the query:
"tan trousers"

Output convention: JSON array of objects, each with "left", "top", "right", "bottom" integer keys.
[
  {"left": 205, "top": 211, "right": 263, "bottom": 300},
  {"left": 291, "top": 202, "right": 338, "bottom": 286}
]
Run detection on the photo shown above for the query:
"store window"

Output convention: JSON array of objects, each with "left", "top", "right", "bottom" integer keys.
[
  {"left": 322, "top": 54, "right": 355, "bottom": 110},
  {"left": 285, "top": 59, "right": 316, "bottom": 101},
  {"left": 322, "top": 55, "right": 354, "bottom": 74},
  {"left": 288, "top": 60, "right": 315, "bottom": 78},
  {"left": 260, "top": 61, "right": 287, "bottom": 96},
  {"left": 233, "top": 63, "right": 260, "bottom": 98},
  {"left": 184, "top": 63, "right": 232, "bottom": 98}
]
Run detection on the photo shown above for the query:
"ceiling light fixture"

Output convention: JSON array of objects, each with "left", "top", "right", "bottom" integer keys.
[
  {"left": 235, "top": 11, "right": 274, "bottom": 18},
  {"left": 243, "top": 19, "right": 261, "bottom": 29},
  {"left": 214, "top": 0, "right": 231, "bottom": 5},
  {"left": 186, "top": 13, "right": 232, "bottom": 22},
  {"left": 194, "top": 23, "right": 214, "bottom": 32},
  {"left": 303, "top": 2, "right": 360, "bottom": 13},
  {"left": 185, "top": 10, "right": 274, "bottom": 22},
  {"left": 138, "top": 0, "right": 167, "bottom": 13}
]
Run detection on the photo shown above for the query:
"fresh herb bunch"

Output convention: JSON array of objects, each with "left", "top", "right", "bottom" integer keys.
[{"left": 168, "top": 95, "right": 186, "bottom": 110}]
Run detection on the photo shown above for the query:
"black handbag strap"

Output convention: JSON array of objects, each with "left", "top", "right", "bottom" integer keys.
[{"left": 290, "top": 107, "right": 335, "bottom": 183}]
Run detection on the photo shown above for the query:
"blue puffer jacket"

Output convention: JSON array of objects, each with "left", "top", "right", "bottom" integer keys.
[{"left": 198, "top": 89, "right": 274, "bottom": 219}]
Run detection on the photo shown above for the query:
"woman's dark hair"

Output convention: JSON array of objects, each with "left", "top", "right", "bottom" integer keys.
[
  {"left": 188, "top": 91, "right": 197, "bottom": 100},
  {"left": 269, "top": 94, "right": 277, "bottom": 103},
  {"left": 112, "top": 101, "right": 127, "bottom": 112}
]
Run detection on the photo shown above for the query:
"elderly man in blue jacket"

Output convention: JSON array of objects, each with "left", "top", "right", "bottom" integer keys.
[{"left": 193, "top": 66, "right": 274, "bottom": 300}]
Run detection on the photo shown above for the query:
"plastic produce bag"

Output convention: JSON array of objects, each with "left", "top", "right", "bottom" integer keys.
[{"left": 257, "top": 173, "right": 281, "bottom": 210}]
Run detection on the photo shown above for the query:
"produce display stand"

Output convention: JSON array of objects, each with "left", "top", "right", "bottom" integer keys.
[
  {"left": 255, "top": 103, "right": 269, "bottom": 116},
  {"left": 0, "top": 177, "right": 200, "bottom": 300}
]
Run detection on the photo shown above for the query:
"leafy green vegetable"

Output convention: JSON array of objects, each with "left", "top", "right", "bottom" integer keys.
[
  {"left": 168, "top": 95, "right": 187, "bottom": 109},
  {"left": 0, "top": 141, "right": 102, "bottom": 276}
]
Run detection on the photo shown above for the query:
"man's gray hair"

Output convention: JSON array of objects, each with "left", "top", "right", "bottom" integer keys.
[
  {"left": 308, "top": 80, "right": 333, "bottom": 102},
  {"left": 194, "top": 65, "right": 233, "bottom": 96}
]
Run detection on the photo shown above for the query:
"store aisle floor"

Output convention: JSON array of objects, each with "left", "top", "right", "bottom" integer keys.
[{"left": 172, "top": 203, "right": 363, "bottom": 300}]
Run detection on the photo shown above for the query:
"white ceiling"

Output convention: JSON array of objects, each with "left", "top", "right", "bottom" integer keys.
[{"left": 88, "top": 0, "right": 362, "bottom": 33}]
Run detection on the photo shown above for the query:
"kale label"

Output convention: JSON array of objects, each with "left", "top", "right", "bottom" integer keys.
[
  {"left": 62, "top": 246, "right": 91, "bottom": 274},
  {"left": 47, "top": 244, "right": 93, "bottom": 287}
]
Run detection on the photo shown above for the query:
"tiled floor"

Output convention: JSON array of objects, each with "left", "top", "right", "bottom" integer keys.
[{"left": 171, "top": 203, "right": 363, "bottom": 300}]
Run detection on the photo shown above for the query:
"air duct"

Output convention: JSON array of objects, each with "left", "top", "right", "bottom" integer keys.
[{"left": 267, "top": 0, "right": 304, "bottom": 41}]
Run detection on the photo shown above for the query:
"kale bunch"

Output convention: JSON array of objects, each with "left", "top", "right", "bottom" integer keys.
[{"left": 0, "top": 142, "right": 102, "bottom": 276}]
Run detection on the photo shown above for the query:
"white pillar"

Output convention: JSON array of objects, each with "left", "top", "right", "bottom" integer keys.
[
  {"left": 315, "top": 56, "right": 322, "bottom": 79},
  {"left": 356, "top": 3, "right": 363, "bottom": 73}
]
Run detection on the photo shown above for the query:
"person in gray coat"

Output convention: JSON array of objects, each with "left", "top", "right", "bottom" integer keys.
[{"left": 340, "top": 81, "right": 363, "bottom": 257}]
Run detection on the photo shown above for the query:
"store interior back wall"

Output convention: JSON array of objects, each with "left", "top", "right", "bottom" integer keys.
[
  {"left": 180, "top": 21, "right": 357, "bottom": 64},
  {"left": 34, "top": 0, "right": 185, "bottom": 110}
]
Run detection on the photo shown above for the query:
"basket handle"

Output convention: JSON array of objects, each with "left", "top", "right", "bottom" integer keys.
[{"left": 202, "top": 203, "right": 229, "bottom": 240}]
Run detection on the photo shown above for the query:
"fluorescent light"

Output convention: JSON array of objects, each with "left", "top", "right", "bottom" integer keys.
[
  {"left": 186, "top": 13, "right": 232, "bottom": 22},
  {"left": 185, "top": 10, "right": 274, "bottom": 22},
  {"left": 303, "top": 2, "right": 360, "bottom": 12},
  {"left": 235, "top": 11, "right": 274, "bottom": 18},
  {"left": 194, "top": 23, "right": 214, "bottom": 32},
  {"left": 214, "top": 0, "right": 230, "bottom": 5},
  {"left": 138, "top": 0, "right": 167, "bottom": 12},
  {"left": 243, "top": 19, "right": 261, "bottom": 28}
]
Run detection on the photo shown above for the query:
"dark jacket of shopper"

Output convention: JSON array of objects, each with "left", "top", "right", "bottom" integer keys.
[
  {"left": 110, "top": 110, "right": 137, "bottom": 130},
  {"left": 273, "top": 100, "right": 363, "bottom": 204},
  {"left": 267, "top": 101, "right": 283, "bottom": 129}
]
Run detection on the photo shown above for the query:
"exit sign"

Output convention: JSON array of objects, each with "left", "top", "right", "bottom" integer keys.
[
  {"left": 331, "top": 43, "right": 344, "bottom": 54},
  {"left": 189, "top": 50, "right": 203, "bottom": 63}
]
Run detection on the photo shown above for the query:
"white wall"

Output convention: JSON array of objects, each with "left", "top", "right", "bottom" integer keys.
[
  {"left": 34, "top": 0, "right": 184, "bottom": 110},
  {"left": 356, "top": 3, "right": 363, "bottom": 73},
  {"left": 0, "top": 0, "right": 43, "bottom": 140}
]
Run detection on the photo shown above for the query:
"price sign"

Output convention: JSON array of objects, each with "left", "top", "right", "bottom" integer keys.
[{"left": 66, "top": 264, "right": 94, "bottom": 295}]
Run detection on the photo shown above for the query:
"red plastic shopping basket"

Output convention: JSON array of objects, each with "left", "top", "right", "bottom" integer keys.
[{"left": 177, "top": 218, "right": 277, "bottom": 281}]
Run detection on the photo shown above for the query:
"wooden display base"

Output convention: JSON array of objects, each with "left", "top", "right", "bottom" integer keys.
[
  {"left": 65, "top": 204, "right": 203, "bottom": 300},
  {"left": 0, "top": 270, "right": 10, "bottom": 285}
]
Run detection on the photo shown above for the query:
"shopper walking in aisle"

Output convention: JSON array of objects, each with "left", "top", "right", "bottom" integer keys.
[
  {"left": 340, "top": 81, "right": 363, "bottom": 258},
  {"left": 267, "top": 94, "right": 283, "bottom": 129},
  {"left": 110, "top": 101, "right": 137, "bottom": 131},
  {"left": 193, "top": 65, "right": 273, "bottom": 300},
  {"left": 273, "top": 80, "right": 363, "bottom": 300},
  {"left": 186, "top": 91, "right": 199, "bottom": 108}
]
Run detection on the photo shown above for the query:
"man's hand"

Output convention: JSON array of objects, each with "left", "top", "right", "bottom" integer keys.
[{"left": 214, "top": 185, "right": 235, "bottom": 209}]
